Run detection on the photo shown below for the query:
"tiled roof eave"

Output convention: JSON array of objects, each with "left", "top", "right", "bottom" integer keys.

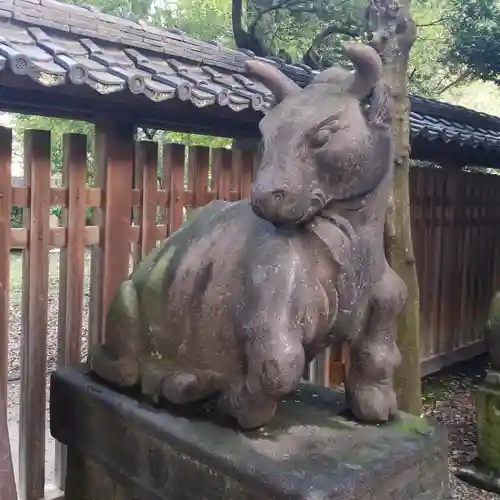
[{"left": 1, "top": 0, "right": 500, "bottom": 154}]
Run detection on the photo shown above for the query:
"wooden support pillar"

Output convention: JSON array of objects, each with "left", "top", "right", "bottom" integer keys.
[
  {"left": 88, "top": 120, "right": 134, "bottom": 347},
  {"left": 19, "top": 130, "right": 51, "bottom": 500},
  {"left": 0, "top": 127, "right": 16, "bottom": 500},
  {"left": 54, "top": 134, "right": 88, "bottom": 490},
  {"left": 134, "top": 141, "right": 159, "bottom": 262}
]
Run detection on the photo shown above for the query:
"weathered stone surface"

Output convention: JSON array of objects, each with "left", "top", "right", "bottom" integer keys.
[
  {"left": 476, "top": 370, "right": 500, "bottom": 472},
  {"left": 51, "top": 365, "right": 448, "bottom": 500},
  {"left": 455, "top": 370, "right": 500, "bottom": 494},
  {"left": 89, "top": 41, "right": 407, "bottom": 430},
  {"left": 485, "top": 293, "right": 500, "bottom": 370}
]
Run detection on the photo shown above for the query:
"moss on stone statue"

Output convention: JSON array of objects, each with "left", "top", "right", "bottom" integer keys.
[{"left": 476, "top": 383, "right": 500, "bottom": 472}]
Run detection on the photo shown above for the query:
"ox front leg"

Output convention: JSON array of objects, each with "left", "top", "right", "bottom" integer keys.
[
  {"left": 217, "top": 330, "right": 306, "bottom": 430},
  {"left": 346, "top": 264, "right": 407, "bottom": 423}
]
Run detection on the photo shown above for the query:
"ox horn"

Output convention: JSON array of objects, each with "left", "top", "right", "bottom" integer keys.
[
  {"left": 245, "top": 59, "right": 301, "bottom": 103},
  {"left": 344, "top": 42, "right": 383, "bottom": 98}
]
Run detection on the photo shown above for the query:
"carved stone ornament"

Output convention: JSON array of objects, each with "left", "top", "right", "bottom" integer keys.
[{"left": 89, "top": 41, "right": 407, "bottom": 430}]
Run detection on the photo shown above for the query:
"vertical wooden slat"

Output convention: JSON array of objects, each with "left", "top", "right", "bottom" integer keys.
[
  {"left": 410, "top": 167, "right": 427, "bottom": 357},
  {"left": 161, "top": 144, "right": 171, "bottom": 233},
  {"left": 0, "top": 388, "right": 16, "bottom": 500},
  {"left": 89, "top": 121, "right": 134, "bottom": 344},
  {"left": 459, "top": 175, "right": 473, "bottom": 347},
  {"left": 136, "top": 141, "right": 159, "bottom": 259},
  {"left": 239, "top": 149, "right": 254, "bottom": 198},
  {"left": 19, "top": 130, "right": 51, "bottom": 500},
  {"left": 0, "top": 127, "right": 16, "bottom": 500},
  {"left": 422, "top": 169, "right": 436, "bottom": 356},
  {"left": 165, "top": 144, "right": 186, "bottom": 233},
  {"left": 0, "top": 127, "right": 12, "bottom": 397},
  {"left": 439, "top": 167, "right": 459, "bottom": 355},
  {"left": 322, "top": 346, "right": 331, "bottom": 387},
  {"left": 54, "top": 133, "right": 88, "bottom": 489},
  {"left": 452, "top": 169, "right": 466, "bottom": 350},
  {"left": 214, "top": 148, "right": 232, "bottom": 201},
  {"left": 231, "top": 149, "right": 242, "bottom": 199},
  {"left": 432, "top": 171, "right": 446, "bottom": 355},
  {"left": 190, "top": 146, "right": 209, "bottom": 209}
]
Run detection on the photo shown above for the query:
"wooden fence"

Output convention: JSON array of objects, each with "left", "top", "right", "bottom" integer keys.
[
  {"left": 410, "top": 165, "right": 500, "bottom": 375},
  {"left": 0, "top": 125, "right": 499, "bottom": 498}
]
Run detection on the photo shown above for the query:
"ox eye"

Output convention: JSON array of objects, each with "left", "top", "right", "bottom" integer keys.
[{"left": 309, "top": 129, "right": 331, "bottom": 150}]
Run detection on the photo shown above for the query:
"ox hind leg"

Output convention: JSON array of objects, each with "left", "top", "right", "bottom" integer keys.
[
  {"left": 216, "top": 331, "right": 305, "bottom": 430},
  {"left": 88, "top": 280, "right": 141, "bottom": 387},
  {"left": 345, "top": 264, "right": 407, "bottom": 422}
]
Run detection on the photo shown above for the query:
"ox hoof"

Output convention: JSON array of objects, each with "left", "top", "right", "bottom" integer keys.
[
  {"left": 88, "top": 345, "right": 139, "bottom": 387},
  {"left": 162, "top": 372, "right": 200, "bottom": 404},
  {"left": 216, "top": 388, "right": 277, "bottom": 430},
  {"left": 347, "top": 383, "right": 398, "bottom": 423}
]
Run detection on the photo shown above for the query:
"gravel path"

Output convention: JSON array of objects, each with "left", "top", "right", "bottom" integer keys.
[{"left": 4, "top": 251, "right": 500, "bottom": 498}]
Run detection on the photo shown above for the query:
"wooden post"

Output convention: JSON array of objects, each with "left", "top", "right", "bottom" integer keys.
[
  {"left": 19, "top": 130, "right": 51, "bottom": 500},
  {"left": 213, "top": 148, "right": 232, "bottom": 201},
  {"left": 0, "top": 389, "right": 16, "bottom": 500},
  {"left": 135, "top": 141, "right": 159, "bottom": 259},
  {"left": 88, "top": 120, "right": 134, "bottom": 346},
  {"left": 190, "top": 146, "right": 209, "bottom": 209},
  {"left": 0, "top": 127, "right": 16, "bottom": 500},
  {"left": 54, "top": 134, "right": 88, "bottom": 489},
  {"left": 165, "top": 144, "right": 186, "bottom": 234},
  {"left": 0, "top": 127, "right": 12, "bottom": 399}
]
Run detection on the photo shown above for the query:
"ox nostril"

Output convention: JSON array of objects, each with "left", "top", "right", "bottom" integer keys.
[{"left": 271, "top": 189, "right": 286, "bottom": 202}]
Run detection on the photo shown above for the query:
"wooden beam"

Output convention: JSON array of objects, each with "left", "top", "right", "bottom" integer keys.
[
  {"left": 55, "top": 134, "right": 88, "bottom": 489},
  {"left": 19, "top": 130, "right": 51, "bottom": 500}
]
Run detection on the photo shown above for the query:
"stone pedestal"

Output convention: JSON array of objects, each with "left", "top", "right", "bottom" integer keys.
[
  {"left": 456, "top": 369, "right": 500, "bottom": 493},
  {"left": 50, "top": 365, "right": 448, "bottom": 500}
]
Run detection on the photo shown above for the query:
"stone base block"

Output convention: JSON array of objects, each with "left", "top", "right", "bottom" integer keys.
[
  {"left": 50, "top": 365, "right": 448, "bottom": 500},
  {"left": 476, "top": 370, "right": 500, "bottom": 472},
  {"left": 455, "top": 370, "right": 500, "bottom": 494}
]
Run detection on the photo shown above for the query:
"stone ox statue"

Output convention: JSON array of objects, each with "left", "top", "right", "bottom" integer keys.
[{"left": 89, "top": 41, "right": 407, "bottom": 430}]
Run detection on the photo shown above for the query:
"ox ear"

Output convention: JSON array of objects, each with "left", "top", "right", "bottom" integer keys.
[
  {"left": 245, "top": 59, "right": 301, "bottom": 103},
  {"left": 343, "top": 42, "right": 383, "bottom": 99}
]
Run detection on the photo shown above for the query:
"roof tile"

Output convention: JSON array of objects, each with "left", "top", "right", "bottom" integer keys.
[{"left": 0, "top": 0, "right": 499, "bottom": 153}]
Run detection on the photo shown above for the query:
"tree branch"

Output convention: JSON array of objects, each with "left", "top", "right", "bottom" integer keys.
[
  {"left": 302, "top": 23, "right": 361, "bottom": 69},
  {"left": 248, "top": 0, "right": 295, "bottom": 38},
  {"left": 231, "top": 0, "right": 270, "bottom": 56},
  {"left": 415, "top": 16, "right": 445, "bottom": 28},
  {"left": 435, "top": 69, "right": 473, "bottom": 95}
]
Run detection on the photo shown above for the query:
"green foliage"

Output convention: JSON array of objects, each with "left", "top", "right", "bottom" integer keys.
[
  {"left": 446, "top": 0, "right": 500, "bottom": 82},
  {"left": 409, "top": 0, "right": 471, "bottom": 97},
  {"left": 151, "top": 0, "right": 234, "bottom": 46},
  {"left": 10, "top": 206, "right": 22, "bottom": 229},
  {"left": 13, "top": 114, "right": 95, "bottom": 180}
]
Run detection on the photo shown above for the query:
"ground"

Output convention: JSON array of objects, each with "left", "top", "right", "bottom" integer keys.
[{"left": 4, "top": 251, "right": 500, "bottom": 499}]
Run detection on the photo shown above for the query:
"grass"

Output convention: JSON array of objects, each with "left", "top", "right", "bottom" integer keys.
[{"left": 9, "top": 250, "right": 80, "bottom": 305}]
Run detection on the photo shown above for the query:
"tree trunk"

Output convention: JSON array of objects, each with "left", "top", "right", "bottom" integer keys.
[{"left": 368, "top": 0, "right": 421, "bottom": 416}]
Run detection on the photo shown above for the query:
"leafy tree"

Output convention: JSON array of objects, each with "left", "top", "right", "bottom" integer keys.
[
  {"left": 232, "top": 0, "right": 466, "bottom": 98},
  {"left": 446, "top": 0, "right": 500, "bottom": 83}
]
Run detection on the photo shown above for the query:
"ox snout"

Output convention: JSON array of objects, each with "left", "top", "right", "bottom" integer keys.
[{"left": 250, "top": 185, "right": 317, "bottom": 226}]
